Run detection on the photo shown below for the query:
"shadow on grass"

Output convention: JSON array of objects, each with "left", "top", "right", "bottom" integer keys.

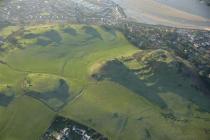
[
  {"left": 0, "top": 21, "right": 12, "bottom": 30},
  {"left": 82, "top": 26, "right": 103, "bottom": 40},
  {"left": 24, "top": 30, "right": 62, "bottom": 45},
  {"left": 0, "top": 92, "right": 14, "bottom": 107},
  {"left": 25, "top": 79, "right": 70, "bottom": 111},
  {"left": 92, "top": 59, "right": 210, "bottom": 111},
  {"left": 92, "top": 59, "right": 167, "bottom": 109},
  {"left": 36, "top": 38, "right": 52, "bottom": 46},
  {"left": 42, "top": 30, "right": 62, "bottom": 44},
  {"left": 63, "top": 27, "right": 77, "bottom": 36},
  {"left": 101, "top": 25, "right": 116, "bottom": 36},
  {"left": 147, "top": 61, "right": 210, "bottom": 112}
]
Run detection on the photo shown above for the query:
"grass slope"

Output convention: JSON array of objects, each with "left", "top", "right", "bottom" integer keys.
[
  {"left": 62, "top": 49, "right": 210, "bottom": 140},
  {"left": 0, "top": 24, "right": 209, "bottom": 140}
]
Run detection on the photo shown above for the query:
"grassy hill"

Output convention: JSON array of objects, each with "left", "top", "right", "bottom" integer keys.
[{"left": 0, "top": 24, "right": 210, "bottom": 140}]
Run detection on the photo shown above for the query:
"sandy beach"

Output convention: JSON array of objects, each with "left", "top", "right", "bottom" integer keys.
[{"left": 113, "top": 0, "right": 210, "bottom": 30}]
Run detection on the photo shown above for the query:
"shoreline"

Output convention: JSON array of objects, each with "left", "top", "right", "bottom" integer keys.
[{"left": 113, "top": 0, "right": 210, "bottom": 31}]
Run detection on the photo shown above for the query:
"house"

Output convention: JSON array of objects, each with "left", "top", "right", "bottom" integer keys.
[
  {"left": 72, "top": 126, "right": 92, "bottom": 140},
  {"left": 73, "top": 126, "right": 86, "bottom": 135},
  {"left": 55, "top": 134, "right": 62, "bottom": 140},
  {"left": 82, "top": 134, "right": 91, "bottom": 140},
  {"left": 61, "top": 128, "right": 70, "bottom": 136},
  {"left": 51, "top": 132, "right": 63, "bottom": 140},
  {"left": 50, "top": 127, "right": 71, "bottom": 140}
]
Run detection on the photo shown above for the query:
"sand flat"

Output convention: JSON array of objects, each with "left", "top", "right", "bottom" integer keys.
[{"left": 113, "top": 0, "right": 210, "bottom": 29}]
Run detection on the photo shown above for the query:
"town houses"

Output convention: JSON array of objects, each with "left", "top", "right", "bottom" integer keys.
[
  {"left": 42, "top": 116, "right": 108, "bottom": 140},
  {"left": 0, "top": 0, "right": 125, "bottom": 25}
]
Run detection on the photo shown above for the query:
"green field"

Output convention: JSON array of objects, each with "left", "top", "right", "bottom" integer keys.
[{"left": 0, "top": 24, "right": 210, "bottom": 140}]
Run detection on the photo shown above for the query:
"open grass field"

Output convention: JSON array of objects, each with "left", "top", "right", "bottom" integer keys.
[{"left": 0, "top": 24, "right": 210, "bottom": 140}]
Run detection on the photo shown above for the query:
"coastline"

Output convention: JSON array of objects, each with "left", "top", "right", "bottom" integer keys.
[{"left": 113, "top": 0, "right": 210, "bottom": 30}]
